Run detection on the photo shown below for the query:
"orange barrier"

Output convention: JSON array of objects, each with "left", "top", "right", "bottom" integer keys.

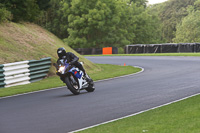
[{"left": 102, "top": 47, "right": 112, "bottom": 55}]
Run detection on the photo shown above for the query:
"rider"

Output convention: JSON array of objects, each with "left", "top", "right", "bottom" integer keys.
[{"left": 56, "top": 47, "right": 90, "bottom": 82}]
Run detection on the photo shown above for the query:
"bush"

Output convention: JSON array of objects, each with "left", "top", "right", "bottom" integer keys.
[
  {"left": 0, "top": 0, "right": 40, "bottom": 22},
  {"left": 118, "top": 47, "right": 125, "bottom": 54},
  {"left": 173, "top": 10, "right": 200, "bottom": 43},
  {"left": 0, "top": 5, "right": 12, "bottom": 22}
]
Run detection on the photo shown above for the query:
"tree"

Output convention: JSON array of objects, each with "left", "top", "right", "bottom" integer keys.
[
  {"left": 36, "top": 0, "right": 71, "bottom": 39},
  {"left": 36, "top": 0, "right": 51, "bottom": 11},
  {"left": 148, "top": 0, "right": 196, "bottom": 43},
  {"left": 131, "top": 3, "right": 162, "bottom": 44},
  {"left": 0, "top": 4, "right": 12, "bottom": 22},
  {"left": 0, "top": 0, "right": 40, "bottom": 22},
  {"left": 173, "top": 4, "right": 200, "bottom": 43},
  {"left": 194, "top": 0, "right": 200, "bottom": 11},
  {"left": 37, "top": 0, "right": 162, "bottom": 47},
  {"left": 129, "top": 0, "right": 148, "bottom": 7},
  {"left": 66, "top": 0, "right": 136, "bottom": 48}
]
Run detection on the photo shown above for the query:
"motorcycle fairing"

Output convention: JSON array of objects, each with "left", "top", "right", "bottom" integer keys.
[{"left": 69, "top": 67, "right": 87, "bottom": 89}]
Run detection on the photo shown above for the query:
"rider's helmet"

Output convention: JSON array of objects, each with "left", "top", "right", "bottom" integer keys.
[{"left": 57, "top": 47, "right": 66, "bottom": 59}]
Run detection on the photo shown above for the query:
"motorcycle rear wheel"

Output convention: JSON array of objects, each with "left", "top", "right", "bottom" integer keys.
[{"left": 65, "top": 76, "right": 80, "bottom": 95}]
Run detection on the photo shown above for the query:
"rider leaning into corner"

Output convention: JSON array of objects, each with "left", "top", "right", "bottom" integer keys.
[{"left": 56, "top": 47, "right": 91, "bottom": 82}]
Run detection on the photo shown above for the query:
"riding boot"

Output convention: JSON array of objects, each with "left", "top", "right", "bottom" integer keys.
[
  {"left": 60, "top": 77, "right": 65, "bottom": 83},
  {"left": 84, "top": 73, "right": 92, "bottom": 83}
]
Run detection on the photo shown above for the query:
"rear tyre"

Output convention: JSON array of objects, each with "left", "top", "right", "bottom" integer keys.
[{"left": 65, "top": 76, "right": 80, "bottom": 95}]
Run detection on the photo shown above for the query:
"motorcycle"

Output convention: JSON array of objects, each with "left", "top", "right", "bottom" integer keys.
[{"left": 53, "top": 59, "right": 95, "bottom": 95}]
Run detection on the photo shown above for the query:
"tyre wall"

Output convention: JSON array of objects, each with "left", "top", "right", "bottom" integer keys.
[{"left": 125, "top": 43, "right": 200, "bottom": 54}]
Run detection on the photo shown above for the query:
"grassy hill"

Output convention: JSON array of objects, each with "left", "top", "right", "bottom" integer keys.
[{"left": 0, "top": 22, "right": 100, "bottom": 75}]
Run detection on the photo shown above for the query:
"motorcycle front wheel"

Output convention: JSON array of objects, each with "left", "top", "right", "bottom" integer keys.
[{"left": 65, "top": 76, "right": 80, "bottom": 95}]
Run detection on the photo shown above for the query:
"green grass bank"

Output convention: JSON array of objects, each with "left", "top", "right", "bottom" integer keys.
[{"left": 0, "top": 22, "right": 99, "bottom": 75}]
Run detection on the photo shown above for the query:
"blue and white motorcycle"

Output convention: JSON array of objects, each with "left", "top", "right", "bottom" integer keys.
[{"left": 53, "top": 59, "right": 95, "bottom": 95}]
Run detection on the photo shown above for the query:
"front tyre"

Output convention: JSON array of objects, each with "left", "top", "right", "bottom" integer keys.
[{"left": 65, "top": 76, "right": 80, "bottom": 95}]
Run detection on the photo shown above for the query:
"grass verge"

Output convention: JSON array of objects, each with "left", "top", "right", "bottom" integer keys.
[
  {"left": 78, "top": 94, "right": 200, "bottom": 133},
  {"left": 0, "top": 64, "right": 141, "bottom": 97},
  {"left": 86, "top": 53, "right": 200, "bottom": 56}
]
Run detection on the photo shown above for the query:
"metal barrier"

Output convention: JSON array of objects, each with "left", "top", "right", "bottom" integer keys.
[
  {"left": 29, "top": 57, "right": 51, "bottom": 83},
  {"left": 0, "top": 57, "right": 51, "bottom": 88},
  {"left": 0, "top": 64, "right": 5, "bottom": 88}
]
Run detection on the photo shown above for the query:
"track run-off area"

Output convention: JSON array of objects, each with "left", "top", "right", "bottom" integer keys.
[{"left": 0, "top": 56, "right": 200, "bottom": 133}]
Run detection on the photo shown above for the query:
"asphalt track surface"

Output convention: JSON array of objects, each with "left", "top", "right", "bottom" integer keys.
[{"left": 1, "top": 56, "right": 200, "bottom": 133}]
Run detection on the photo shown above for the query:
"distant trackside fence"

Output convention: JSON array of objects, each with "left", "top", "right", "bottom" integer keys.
[
  {"left": 125, "top": 43, "right": 200, "bottom": 54},
  {"left": 74, "top": 47, "right": 118, "bottom": 55},
  {"left": 0, "top": 57, "right": 51, "bottom": 88}
]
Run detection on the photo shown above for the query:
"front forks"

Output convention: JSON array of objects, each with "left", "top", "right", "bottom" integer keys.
[{"left": 70, "top": 75, "right": 77, "bottom": 84}]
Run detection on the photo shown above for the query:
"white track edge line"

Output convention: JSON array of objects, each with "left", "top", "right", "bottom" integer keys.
[
  {"left": 95, "top": 66, "right": 144, "bottom": 82},
  {"left": 0, "top": 66, "right": 144, "bottom": 100},
  {"left": 69, "top": 92, "right": 200, "bottom": 133}
]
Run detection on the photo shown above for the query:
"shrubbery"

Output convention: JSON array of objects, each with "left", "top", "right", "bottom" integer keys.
[{"left": 0, "top": 4, "right": 12, "bottom": 22}]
